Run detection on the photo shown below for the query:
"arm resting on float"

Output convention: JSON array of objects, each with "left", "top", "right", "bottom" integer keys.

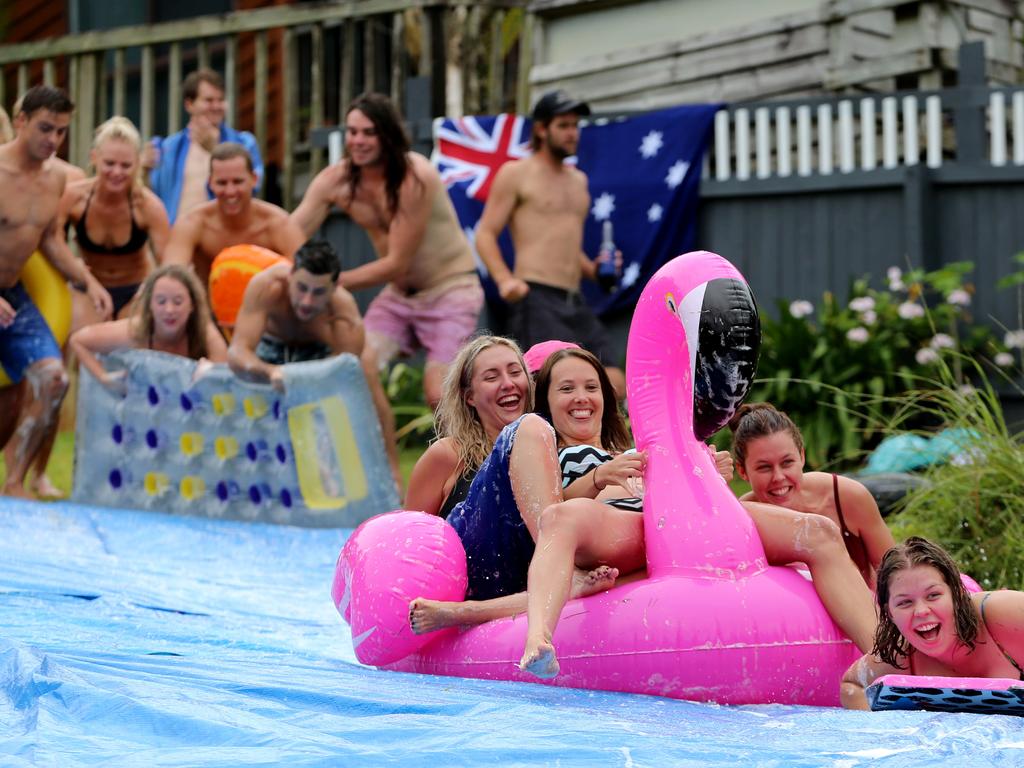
[
  {"left": 69, "top": 319, "right": 135, "bottom": 390},
  {"left": 226, "top": 276, "right": 279, "bottom": 387}
]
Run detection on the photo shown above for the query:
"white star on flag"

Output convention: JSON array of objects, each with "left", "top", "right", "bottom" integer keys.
[
  {"left": 665, "top": 160, "right": 690, "bottom": 189},
  {"left": 639, "top": 130, "right": 663, "bottom": 159},
  {"left": 591, "top": 192, "right": 616, "bottom": 221},
  {"left": 621, "top": 261, "right": 641, "bottom": 288},
  {"left": 647, "top": 203, "right": 663, "bottom": 222}
]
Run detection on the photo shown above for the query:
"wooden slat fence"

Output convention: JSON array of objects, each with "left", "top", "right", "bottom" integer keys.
[{"left": 0, "top": 0, "right": 527, "bottom": 207}]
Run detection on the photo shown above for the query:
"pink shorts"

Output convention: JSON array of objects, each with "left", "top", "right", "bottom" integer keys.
[{"left": 364, "top": 273, "right": 484, "bottom": 366}]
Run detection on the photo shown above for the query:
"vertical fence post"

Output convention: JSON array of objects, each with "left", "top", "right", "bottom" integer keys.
[
  {"left": 882, "top": 96, "right": 898, "bottom": 169},
  {"left": 902, "top": 95, "right": 919, "bottom": 166},
  {"left": 734, "top": 108, "right": 750, "bottom": 180},
  {"left": 226, "top": 36, "right": 238, "bottom": 128},
  {"left": 113, "top": 49, "right": 126, "bottom": 117},
  {"left": 714, "top": 109, "right": 730, "bottom": 181},
  {"left": 925, "top": 95, "right": 942, "bottom": 169},
  {"left": 776, "top": 106, "right": 791, "bottom": 177},
  {"left": 953, "top": 41, "right": 987, "bottom": 165},
  {"left": 310, "top": 23, "right": 325, "bottom": 176},
  {"left": 837, "top": 100, "right": 854, "bottom": 173},
  {"left": 140, "top": 45, "right": 155, "bottom": 139},
  {"left": 168, "top": 42, "right": 182, "bottom": 136},
  {"left": 391, "top": 11, "right": 405, "bottom": 109},
  {"left": 17, "top": 63, "right": 28, "bottom": 97},
  {"left": 67, "top": 55, "right": 79, "bottom": 161},
  {"left": 342, "top": 20, "right": 356, "bottom": 114},
  {"left": 860, "top": 98, "right": 876, "bottom": 171},
  {"left": 282, "top": 27, "right": 297, "bottom": 209},
  {"left": 516, "top": 11, "right": 534, "bottom": 115},
  {"left": 754, "top": 107, "right": 770, "bottom": 179},
  {"left": 990, "top": 92, "right": 1007, "bottom": 166},
  {"left": 796, "top": 105, "right": 812, "bottom": 176},
  {"left": 817, "top": 103, "right": 833, "bottom": 175},
  {"left": 1013, "top": 91, "right": 1024, "bottom": 166},
  {"left": 487, "top": 10, "right": 505, "bottom": 114},
  {"left": 254, "top": 31, "right": 268, "bottom": 169}
]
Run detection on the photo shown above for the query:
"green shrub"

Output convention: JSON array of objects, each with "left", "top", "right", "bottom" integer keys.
[
  {"left": 751, "top": 262, "right": 1009, "bottom": 469},
  {"left": 383, "top": 362, "right": 435, "bottom": 448},
  {"left": 885, "top": 361, "right": 1024, "bottom": 590}
]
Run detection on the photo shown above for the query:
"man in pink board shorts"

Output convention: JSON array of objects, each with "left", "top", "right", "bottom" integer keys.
[{"left": 293, "top": 92, "right": 483, "bottom": 409}]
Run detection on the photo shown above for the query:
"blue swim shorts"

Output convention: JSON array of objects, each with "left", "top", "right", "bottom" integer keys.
[{"left": 0, "top": 283, "right": 62, "bottom": 384}]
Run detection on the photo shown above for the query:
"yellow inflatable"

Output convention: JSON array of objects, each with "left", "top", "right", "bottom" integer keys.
[
  {"left": 0, "top": 251, "right": 71, "bottom": 387},
  {"left": 208, "top": 244, "right": 287, "bottom": 331}
]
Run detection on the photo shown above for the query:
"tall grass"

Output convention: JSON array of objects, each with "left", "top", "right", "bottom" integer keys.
[{"left": 883, "top": 360, "right": 1024, "bottom": 590}]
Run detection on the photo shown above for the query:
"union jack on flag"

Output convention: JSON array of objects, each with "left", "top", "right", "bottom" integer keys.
[{"left": 433, "top": 114, "right": 531, "bottom": 202}]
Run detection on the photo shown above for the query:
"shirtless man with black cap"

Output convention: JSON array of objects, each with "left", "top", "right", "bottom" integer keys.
[{"left": 475, "top": 89, "right": 624, "bottom": 395}]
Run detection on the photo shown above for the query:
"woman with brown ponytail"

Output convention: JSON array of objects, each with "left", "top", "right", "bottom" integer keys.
[{"left": 731, "top": 402, "right": 895, "bottom": 591}]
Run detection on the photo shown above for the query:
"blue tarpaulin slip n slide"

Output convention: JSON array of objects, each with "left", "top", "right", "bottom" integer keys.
[{"left": 2, "top": 497, "right": 1023, "bottom": 767}]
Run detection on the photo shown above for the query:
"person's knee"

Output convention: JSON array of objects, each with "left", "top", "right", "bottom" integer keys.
[
  {"left": 25, "top": 360, "right": 68, "bottom": 405},
  {"left": 537, "top": 499, "right": 592, "bottom": 537},
  {"left": 797, "top": 514, "right": 845, "bottom": 560}
]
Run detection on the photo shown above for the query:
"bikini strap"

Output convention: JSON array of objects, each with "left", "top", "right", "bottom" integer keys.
[{"left": 980, "top": 592, "right": 1024, "bottom": 679}]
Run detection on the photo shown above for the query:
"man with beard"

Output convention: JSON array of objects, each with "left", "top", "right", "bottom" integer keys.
[
  {"left": 292, "top": 93, "right": 483, "bottom": 410},
  {"left": 227, "top": 238, "right": 401, "bottom": 489},
  {"left": 475, "top": 90, "right": 624, "bottom": 395}
]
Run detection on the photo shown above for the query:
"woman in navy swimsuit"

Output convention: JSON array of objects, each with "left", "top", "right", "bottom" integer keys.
[{"left": 842, "top": 536, "right": 1024, "bottom": 709}]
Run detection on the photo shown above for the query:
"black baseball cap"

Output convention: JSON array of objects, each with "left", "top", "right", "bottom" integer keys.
[{"left": 531, "top": 90, "right": 591, "bottom": 122}]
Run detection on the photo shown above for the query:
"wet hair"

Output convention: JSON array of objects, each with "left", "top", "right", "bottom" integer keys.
[
  {"left": 18, "top": 85, "right": 74, "bottom": 118},
  {"left": 183, "top": 68, "right": 225, "bottom": 102},
  {"left": 91, "top": 116, "right": 143, "bottom": 186},
  {"left": 534, "top": 348, "right": 630, "bottom": 453},
  {"left": 0, "top": 106, "right": 12, "bottom": 143},
  {"left": 344, "top": 92, "right": 413, "bottom": 216},
  {"left": 132, "top": 265, "right": 211, "bottom": 359},
  {"left": 209, "top": 141, "right": 253, "bottom": 174},
  {"left": 728, "top": 402, "right": 804, "bottom": 470},
  {"left": 435, "top": 335, "right": 533, "bottom": 473},
  {"left": 293, "top": 239, "right": 341, "bottom": 281},
  {"left": 872, "top": 536, "right": 980, "bottom": 669}
]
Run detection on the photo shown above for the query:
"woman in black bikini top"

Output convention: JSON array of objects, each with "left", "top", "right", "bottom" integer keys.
[{"left": 62, "top": 116, "right": 170, "bottom": 320}]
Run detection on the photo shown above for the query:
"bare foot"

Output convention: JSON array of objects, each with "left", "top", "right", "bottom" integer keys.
[
  {"left": 520, "top": 639, "right": 559, "bottom": 680},
  {"left": 32, "top": 474, "right": 65, "bottom": 500},
  {"left": 409, "top": 597, "right": 461, "bottom": 635},
  {"left": 2, "top": 482, "right": 35, "bottom": 500},
  {"left": 569, "top": 565, "right": 619, "bottom": 600}
]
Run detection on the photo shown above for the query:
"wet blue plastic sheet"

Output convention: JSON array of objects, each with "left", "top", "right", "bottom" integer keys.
[{"left": 2, "top": 498, "right": 1024, "bottom": 767}]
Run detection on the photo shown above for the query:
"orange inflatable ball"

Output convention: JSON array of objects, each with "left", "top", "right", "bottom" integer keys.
[{"left": 209, "top": 244, "right": 287, "bottom": 329}]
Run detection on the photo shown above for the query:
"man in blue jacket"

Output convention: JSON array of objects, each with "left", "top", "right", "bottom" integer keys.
[{"left": 148, "top": 68, "right": 263, "bottom": 223}]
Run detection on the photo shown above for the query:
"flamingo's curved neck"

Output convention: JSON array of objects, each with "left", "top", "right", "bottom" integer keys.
[{"left": 625, "top": 256, "right": 766, "bottom": 578}]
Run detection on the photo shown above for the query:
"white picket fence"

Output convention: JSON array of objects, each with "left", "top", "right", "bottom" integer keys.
[{"left": 708, "top": 90, "right": 1024, "bottom": 181}]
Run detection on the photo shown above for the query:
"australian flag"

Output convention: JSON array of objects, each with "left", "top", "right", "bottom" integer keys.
[{"left": 432, "top": 104, "right": 719, "bottom": 316}]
